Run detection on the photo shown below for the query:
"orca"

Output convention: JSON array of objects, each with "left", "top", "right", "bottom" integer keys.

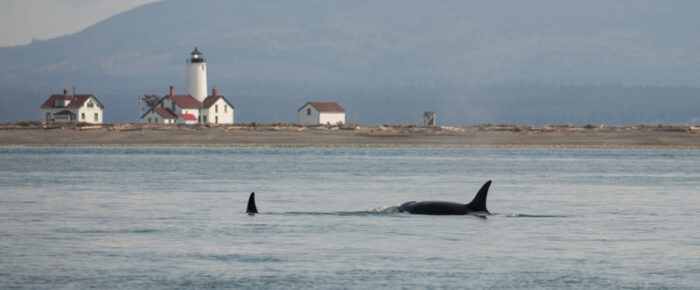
[
  {"left": 398, "top": 180, "right": 492, "bottom": 215},
  {"left": 246, "top": 192, "right": 258, "bottom": 214}
]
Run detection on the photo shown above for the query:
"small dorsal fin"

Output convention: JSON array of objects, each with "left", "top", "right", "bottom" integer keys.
[
  {"left": 246, "top": 192, "right": 258, "bottom": 214},
  {"left": 467, "top": 180, "right": 491, "bottom": 213}
]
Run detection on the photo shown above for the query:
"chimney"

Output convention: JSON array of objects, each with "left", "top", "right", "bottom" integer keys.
[
  {"left": 63, "top": 89, "right": 68, "bottom": 96},
  {"left": 212, "top": 87, "right": 217, "bottom": 97},
  {"left": 170, "top": 86, "right": 175, "bottom": 96}
]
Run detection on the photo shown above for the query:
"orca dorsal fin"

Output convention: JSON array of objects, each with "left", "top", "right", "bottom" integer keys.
[
  {"left": 247, "top": 192, "right": 258, "bottom": 214},
  {"left": 467, "top": 180, "right": 491, "bottom": 213}
]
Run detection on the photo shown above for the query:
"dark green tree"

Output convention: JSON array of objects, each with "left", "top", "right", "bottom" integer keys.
[{"left": 142, "top": 94, "right": 161, "bottom": 108}]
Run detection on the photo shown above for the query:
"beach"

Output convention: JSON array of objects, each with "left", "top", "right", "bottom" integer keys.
[{"left": 1, "top": 123, "right": 698, "bottom": 148}]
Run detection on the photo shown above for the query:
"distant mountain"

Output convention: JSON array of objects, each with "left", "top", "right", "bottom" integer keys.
[{"left": 1, "top": 0, "right": 699, "bottom": 124}]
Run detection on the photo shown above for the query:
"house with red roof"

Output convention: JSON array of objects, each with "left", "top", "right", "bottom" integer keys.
[
  {"left": 140, "top": 86, "right": 234, "bottom": 125},
  {"left": 40, "top": 89, "right": 104, "bottom": 124},
  {"left": 298, "top": 102, "right": 346, "bottom": 125}
]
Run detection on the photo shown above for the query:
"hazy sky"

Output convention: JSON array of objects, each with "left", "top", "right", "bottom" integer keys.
[{"left": 0, "top": 0, "right": 161, "bottom": 47}]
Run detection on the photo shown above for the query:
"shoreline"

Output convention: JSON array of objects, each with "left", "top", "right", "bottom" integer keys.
[
  {"left": 5, "top": 144, "right": 700, "bottom": 150},
  {"left": 3, "top": 143, "right": 700, "bottom": 150},
  {"left": 1, "top": 123, "right": 699, "bottom": 149}
]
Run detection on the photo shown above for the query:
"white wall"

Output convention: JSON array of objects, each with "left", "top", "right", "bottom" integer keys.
[
  {"left": 206, "top": 98, "right": 234, "bottom": 124},
  {"left": 319, "top": 112, "right": 345, "bottom": 125},
  {"left": 76, "top": 97, "right": 103, "bottom": 124}
]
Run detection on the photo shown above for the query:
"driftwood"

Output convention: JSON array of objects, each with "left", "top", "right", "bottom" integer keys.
[
  {"left": 111, "top": 124, "right": 142, "bottom": 131},
  {"left": 78, "top": 125, "right": 103, "bottom": 131}
]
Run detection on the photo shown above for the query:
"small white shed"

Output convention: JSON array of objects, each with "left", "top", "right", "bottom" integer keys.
[{"left": 298, "top": 102, "right": 346, "bottom": 125}]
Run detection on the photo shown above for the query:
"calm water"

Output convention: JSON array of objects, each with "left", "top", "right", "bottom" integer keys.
[{"left": 1, "top": 147, "right": 699, "bottom": 289}]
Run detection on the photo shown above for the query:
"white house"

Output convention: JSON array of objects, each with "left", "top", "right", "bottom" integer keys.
[
  {"left": 40, "top": 89, "right": 104, "bottom": 124},
  {"left": 298, "top": 102, "right": 346, "bottom": 125},
  {"left": 140, "top": 47, "right": 235, "bottom": 125},
  {"left": 141, "top": 86, "right": 234, "bottom": 125}
]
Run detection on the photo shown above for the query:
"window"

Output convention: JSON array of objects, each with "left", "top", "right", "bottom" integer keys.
[
  {"left": 45, "top": 112, "right": 51, "bottom": 121},
  {"left": 307, "top": 108, "right": 311, "bottom": 115},
  {"left": 203, "top": 115, "right": 207, "bottom": 122},
  {"left": 215, "top": 105, "right": 218, "bottom": 113},
  {"left": 87, "top": 101, "right": 94, "bottom": 108},
  {"left": 94, "top": 113, "right": 98, "bottom": 122},
  {"left": 81, "top": 113, "right": 85, "bottom": 120},
  {"left": 215, "top": 116, "right": 218, "bottom": 124},
  {"left": 55, "top": 99, "right": 65, "bottom": 107},
  {"left": 224, "top": 105, "right": 227, "bottom": 113},
  {"left": 155, "top": 118, "right": 158, "bottom": 123},
  {"left": 148, "top": 117, "right": 152, "bottom": 123}
]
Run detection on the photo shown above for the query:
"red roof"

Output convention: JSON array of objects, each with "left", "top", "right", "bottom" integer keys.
[
  {"left": 41, "top": 94, "right": 95, "bottom": 109},
  {"left": 182, "top": 113, "right": 197, "bottom": 121},
  {"left": 202, "top": 95, "right": 220, "bottom": 108},
  {"left": 303, "top": 102, "right": 345, "bottom": 113},
  {"left": 154, "top": 107, "right": 177, "bottom": 119},
  {"left": 170, "top": 95, "right": 202, "bottom": 108}
]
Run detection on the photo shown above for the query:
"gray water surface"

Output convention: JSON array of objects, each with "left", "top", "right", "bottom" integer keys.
[{"left": 1, "top": 147, "right": 699, "bottom": 289}]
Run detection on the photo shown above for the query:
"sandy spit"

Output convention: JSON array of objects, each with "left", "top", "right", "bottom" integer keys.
[{"left": 1, "top": 123, "right": 699, "bottom": 149}]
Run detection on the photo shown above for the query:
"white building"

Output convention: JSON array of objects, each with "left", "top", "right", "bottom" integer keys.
[
  {"left": 141, "top": 86, "right": 234, "bottom": 124},
  {"left": 40, "top": 89, "right": 104, "bottom": 124},
  {"left": 298, "top": 102, "right": 346, "bottom": 125},
  {"left": 140, "top": 47, "right": 235, "bottom": 125}
]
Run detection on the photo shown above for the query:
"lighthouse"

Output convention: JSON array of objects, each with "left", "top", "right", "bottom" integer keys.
[
  {"left": 140, "top": 47, "right": 235, "bottom": 125},
  {"left": 186, "top": 47, "right": 208, "bottom": 102}
]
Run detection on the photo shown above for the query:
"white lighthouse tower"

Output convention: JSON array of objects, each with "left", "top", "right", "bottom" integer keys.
[{"left": 186, "top": 47, "right": 208, "bottom": 102}]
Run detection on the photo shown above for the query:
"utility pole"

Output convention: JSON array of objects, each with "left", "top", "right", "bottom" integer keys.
[{"left": 138, "top": 93, "right": 142, "bottom": 123}]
